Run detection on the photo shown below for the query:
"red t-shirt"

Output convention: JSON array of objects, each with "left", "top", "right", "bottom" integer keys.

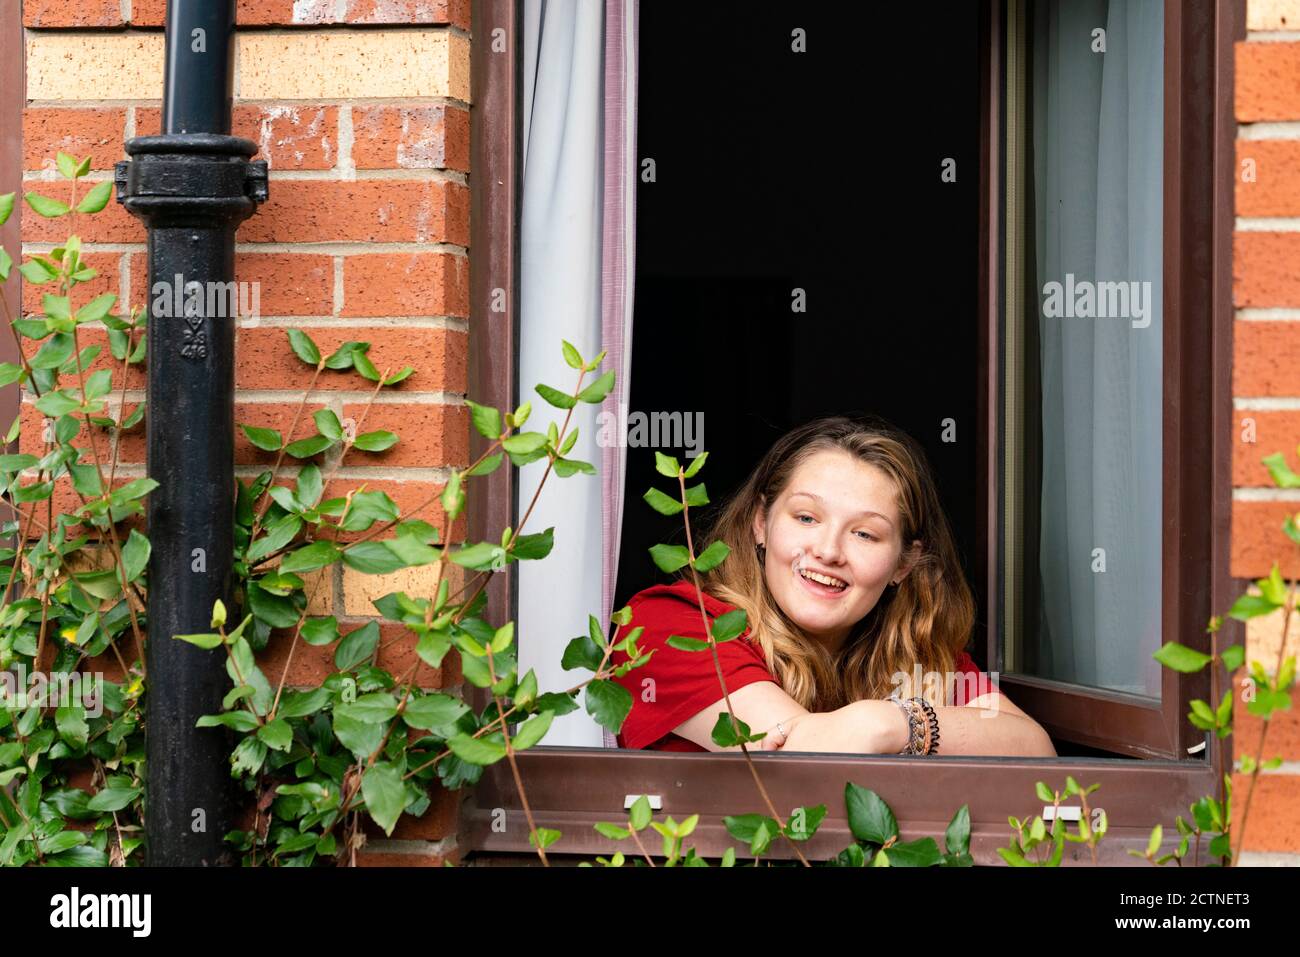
[{"left": 609, "top": 579, "right": 1000, "bottom": 752}]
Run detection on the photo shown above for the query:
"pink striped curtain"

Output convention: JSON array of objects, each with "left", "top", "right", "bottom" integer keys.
[{"left": 599, "top": 0, "right": 639, "bottom": 748}]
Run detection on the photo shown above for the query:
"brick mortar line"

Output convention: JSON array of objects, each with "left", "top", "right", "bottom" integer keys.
[
  {"left": 22, "top": 26, "right": 463, "bottom": 38},
  {"left": 237, "top": 316, "right": 469, "bottom": 328},
  {"left": 1236, "top": 397, "right": 1300, "bottom": 409},
  {"left": 1236, "top": 309, "right": 1300, "bottom": 319},
  {"left": 1238, "top": 122, "right": 1300, "bottom": 139},
  {"left": 1245, "top": 30, "right": 1300, "bottom": 41},
  {"left": 23, "top": 96, "right": 471, "bottom": 108},
  {"left": 15, "top": 464, "right": 462, "bottom": 481},
  {"left": 19, "top": 170, "right": 468, "bottom": 184},
  {"left": 20, "top": 242, "right": 469, "bottom": 255},
  {"left": 1236, "top": 217, "right": 1300, "bottom": 231},
  {"left": 23, "top": 390, "right": 467, "bottom": 403},
  {"left": 1232, "top": 488, "right": 1300, "bottom": 500}
]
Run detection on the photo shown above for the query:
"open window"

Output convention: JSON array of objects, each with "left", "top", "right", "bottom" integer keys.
[{"left": 465, "top": 0, "right": 1239, "bottom": 862}]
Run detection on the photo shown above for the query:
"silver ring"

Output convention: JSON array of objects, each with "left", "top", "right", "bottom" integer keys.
[{"left": 776, "top": 721, "right": 786, "bottom": 740}]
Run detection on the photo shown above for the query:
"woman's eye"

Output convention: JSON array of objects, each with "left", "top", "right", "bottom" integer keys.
[
  {"left": 855, "top": 530, "right": 875, "bottom": 541},
  {"left": 796, "top": 514, "right": 815, "bottom": 524}
]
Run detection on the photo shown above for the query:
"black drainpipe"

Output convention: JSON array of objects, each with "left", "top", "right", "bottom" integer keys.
[{"left": 114, "top": 0, "right": 267, "bottom": 866}]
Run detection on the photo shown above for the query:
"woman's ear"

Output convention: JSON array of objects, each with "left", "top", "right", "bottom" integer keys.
[
  {"left": 750, "top": 506, "right": 767, "bottom": 548},
  {"left": 894, "top": 540, "right": 923, "bottom": 585}
]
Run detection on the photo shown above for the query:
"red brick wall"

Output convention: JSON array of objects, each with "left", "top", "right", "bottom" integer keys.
[
  {"left": 19, "top": 0, "right": 472, "bottom": 865},
  {"left": 1230, "top": 0, "right": 1300, "bottom": 864}
]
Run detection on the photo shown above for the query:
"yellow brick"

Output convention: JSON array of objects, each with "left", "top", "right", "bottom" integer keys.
[
  {"left": 27, "top": 30, "right": 469, "bottom": 103},
  {"left": 1248, "top": 0, "right": 1300, "bottom": 30},
  {"left": 239, "top": 31, "right": 469, "bottom": 101},
  {"left": 1245, "top": 601, "right": 1300, "bottom": 675},
  {"left": 298, "top": 567, "right": 336, "bottom": 617},
  {"left": 27, "top": 34, "right": 165, "bottom": 101},
  {"left": 340, "top": 561, "right": 463, "bottom": 617}
]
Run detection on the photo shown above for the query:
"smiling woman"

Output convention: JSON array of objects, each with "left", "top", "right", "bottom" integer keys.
[{"left": 608, "top": 415, "right": 1058, "bottom": 758}]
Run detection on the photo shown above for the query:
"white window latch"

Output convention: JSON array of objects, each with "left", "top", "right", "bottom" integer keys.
[
  {"left": 1042, "top": 805, "right": 1082, "bottom": 822},
  {"left": 625, "top": 794, "right": 662, "bottom": 810}
]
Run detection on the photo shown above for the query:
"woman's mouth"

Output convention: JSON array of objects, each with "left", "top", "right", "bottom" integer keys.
[{"left": 795, "top": 565, "right": 849, "bottom": 598}]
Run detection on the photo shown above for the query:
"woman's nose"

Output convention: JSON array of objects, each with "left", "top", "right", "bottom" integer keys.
[{"left": 812, "top": 528, "right": 842, "bottom": 563}]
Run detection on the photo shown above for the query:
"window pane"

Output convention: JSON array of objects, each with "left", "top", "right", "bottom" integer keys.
[{"left": 1007, "top": 0, "right": 1163, "bottom": 697}]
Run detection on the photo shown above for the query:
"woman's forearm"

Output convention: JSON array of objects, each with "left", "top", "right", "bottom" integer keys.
[
  {"left": 777, "top": 700, "right": 1057, "bottom": 757},
  {"left": 925, "top": 706, "right": 1057, "bottom": 757}
]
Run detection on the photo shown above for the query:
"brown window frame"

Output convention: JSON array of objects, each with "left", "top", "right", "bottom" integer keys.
[
  {"left": 462, "top": 0, "right": 1242, "bottom": 864},
  {"left": 0, "top": 0, "right": 21, "bottom": 439}
]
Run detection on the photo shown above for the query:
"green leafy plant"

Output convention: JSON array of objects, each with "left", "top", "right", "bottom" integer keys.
[
  {"left": 1138, "top": 446, "right": 1298, "bottom": 867},
  {"left": 0, "top": 154, "right": 150, "bottom": 866}
]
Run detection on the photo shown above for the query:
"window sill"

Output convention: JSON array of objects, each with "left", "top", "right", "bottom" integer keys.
[{"left": 467, "top": 746, "right": 1221, "bottom": 865}]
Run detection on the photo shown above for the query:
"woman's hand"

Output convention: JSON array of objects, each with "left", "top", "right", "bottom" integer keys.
[{"left": 759, "top": 700, "right": 909, "bottom": 754}]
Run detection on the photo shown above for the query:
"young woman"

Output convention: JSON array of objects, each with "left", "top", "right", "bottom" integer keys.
[{"left": 610, "top": 415, "right": 1057, "bottom": 757}]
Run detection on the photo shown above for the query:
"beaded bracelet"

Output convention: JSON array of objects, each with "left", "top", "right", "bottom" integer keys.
[{"left": 889, "top": 694, "right": 940, "bottom": 755}]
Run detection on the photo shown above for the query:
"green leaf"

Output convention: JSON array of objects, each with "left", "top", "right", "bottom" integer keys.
[
  {"left": 1153, "top": 642, "right": 1213, "bottom": 673},
  {"left": 55, "top": 705, "right": 88, "bottom": 750},
  {"left": 711, "top": 712, "right": 761, "bottom": 748},
  {"left": 175, "top": 632, "right": 225, "bottom": 650},
  {"left": 585, "top": 680, "right": 633, "bottom": 734},
  {"left": 295, "top": 464, "right": 323, "bottom": 509},
  {"left": 301, "top": 616, "right": 339, "bottom": 647},
  {"left": 643, "top": 486, "right": 683, "bottom": 515},
  {"left": 241, "top": 425, "right": 283, "bottom": 452},
  {"left": 353, "top": 349, "right": 381, "bottom": 381},
  {"left": 666, "top": 634, "right": 710, "bottom": 652},
  {"left": 845, "top": 782, "right": 898, "bottom": 844},
  {"left": 333, "top": 711, "right": 384, "bottom": 760},
  {"left": 465, "top": 399, "right": 501, "bottom": 439},
  {"left": 121, "top": 528, "right": 150, "bottom": 583},
  {"left": 314, "top": 409, "right": 344, "bottom": 442},
  {"left": 885, "top": 837, "right": 943, "bottom": 867},
  {"left": 29, "top": 332, "right": 74, "bottom": 369},
  {"left": 86, "top": 787, "right": 141, "bottom": 813},
  {"left": 512, "top": 710, "right": 554, "bottom": 750},
  {"left": 1221, "top": 644, "right": 1245, "bottom": 671},
  {"left": 284, "top": 434, "right": 334, "bottom": 458},
  {"left": 25, "top": 191, "right": 70, "bottom": 218},
  {"left": 512, "top": 527, "right": 555, "bottom": 561},
  {"left": 342, "top": 541, "right": 407, "bottom": 575},
  {"left": 76, "top": 292, "right": 117, "bottom": 324},
  {"left": 649, "top": 543, "right": 690, "bottom": 573},
  {"left": 323, "top": 340, "right": 368, "bottom": 370},
  {"left": 1262, "top": 452, "right": 1300, "bottom": 489},
  {"left": 335, "top": 622, "right": 380, "bottom": 671},
  {"left": 362, "top": 762, "right": 407, "bottom": 836},
  {"left": 561, "top": 340, "right": 584, "bottom": 369},
  {"left": 57, "top": 152, "right": 79, "bottom": 179},
  {"left": 945, "top": 805, "right": 971, "bottom": 857},
  {"left": 535, "top": 383, "right": 577, "bottom": 409},
  {"left": 287, "top": 329, "right": 321, "bottom": 365},
  {"left": 279, "top": 540, "right": 342, "bottom": 574},
  {"left": 257, "top": 719, "right": 294, "bottom": 752},
  {"left": 339, "top": 693, "right": 399, "bottom": 725},
  {"left": 75, "top": 181, "right": 113, "bottom": 214},
  {"left": 683, "top": 451, "right": 708, "bottom": 478},
  {"left": 0, "top": 192, "right": 12, "bottom": 226},
  {"left": 711, "top": 609, "right": 748, "bottom": 643},
  {"left": 403, "top": 693, "right": 469, "bottom": 732},
  {"left": 195, "top": 712, "right": 261, "bottom": 733},
  {"left": 354, "top": 430, "right": 398, "bottom": 452},
  {"left": 501, "top": 432, "right": 548, "bottom": 455},
  {"left": 447, "top": 732, "right": 507, "bottom": 765},
  {"left": 654, "top": 451, "right": 680, "bottom": 478},
  {"left": 694, "top": 540, "right": 730, "bottom": 573},
  {"left": 576, "top": 371, "right": 615, "bottom": 403}
]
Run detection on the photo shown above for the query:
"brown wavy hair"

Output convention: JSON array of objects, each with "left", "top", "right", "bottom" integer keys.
[{"left": 685, "top": 415, "right": 975, "bottom": 711}]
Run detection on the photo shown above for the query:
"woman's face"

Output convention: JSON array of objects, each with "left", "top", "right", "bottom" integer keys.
[{"left": 752, "top": 449, "right": 919, "bottom": 652}]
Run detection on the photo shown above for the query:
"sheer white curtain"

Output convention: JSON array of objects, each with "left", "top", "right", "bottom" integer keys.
[
  {"left": 1032, "top": 0, "right": 1163, "bottom": 696},
  {"left": 517, "top": 0, "right": 638, "bottom": 747}
]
